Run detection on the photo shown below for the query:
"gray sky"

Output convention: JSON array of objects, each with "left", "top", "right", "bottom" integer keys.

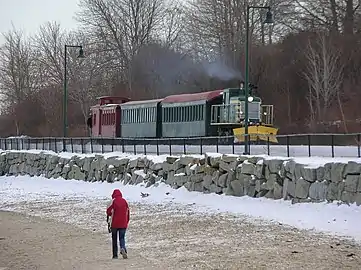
[{"left": 0, "top": 0, "right": 81, "bottom": 45}]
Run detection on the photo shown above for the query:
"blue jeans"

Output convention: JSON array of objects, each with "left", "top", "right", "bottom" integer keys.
[{"left": 111, "top": 228, "right": 127, "bottom": 257}]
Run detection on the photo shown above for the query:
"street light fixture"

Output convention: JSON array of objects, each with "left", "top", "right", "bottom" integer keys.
[
  {"left": 63, "top": 45, "right": 85, "bottom": 139},
  {"left": 243, "top": 6, "right": 274, "bottom": 155}
]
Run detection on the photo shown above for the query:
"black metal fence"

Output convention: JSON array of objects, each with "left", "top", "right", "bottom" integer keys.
[{"left": 0, "top": 133, "right": 361, "bottom": 157}]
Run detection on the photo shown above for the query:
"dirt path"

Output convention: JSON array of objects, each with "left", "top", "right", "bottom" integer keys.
[
  {"left": 0, "top": 210, "right": 161, "bottom": 270},
  {"left": 1, "top": 202, "right": 361, "bottom": 270}
]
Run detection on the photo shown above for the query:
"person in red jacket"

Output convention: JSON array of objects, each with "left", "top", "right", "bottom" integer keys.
[{"left": 106, "top": 189, "right": 130, "bottom": 259}]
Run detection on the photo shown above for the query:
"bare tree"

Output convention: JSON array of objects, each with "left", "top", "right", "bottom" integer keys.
[
  {"left": 0, "top": 27, "right": 39, "bottom": 135},
  {"left": 76, "top": 0, "right": 166, "bottom": 92},
  {"left": 32, "top": 21, "right": 67, "bottom": 86},
  {"left": 303, "top": 32, "right": 344, "bottom": 130}
]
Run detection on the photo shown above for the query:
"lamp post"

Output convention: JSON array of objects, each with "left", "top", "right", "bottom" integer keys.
[
  {"left": 63, "top": 45, "right": 85, "bottom": 138},
  {"left": 244, "top": 6, "right": 274, "bottom": 155}
]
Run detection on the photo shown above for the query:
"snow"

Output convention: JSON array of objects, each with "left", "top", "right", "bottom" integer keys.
[
  {"left": 1, "top": 175, "right": 361, "bottom": 243},
  {"left": 134, "top": 169, "right": 146, "bottom": 177}
]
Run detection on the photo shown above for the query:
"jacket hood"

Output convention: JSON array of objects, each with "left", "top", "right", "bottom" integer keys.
[{"left": 112, "top": 189, "right": 122, "bottom": 198}]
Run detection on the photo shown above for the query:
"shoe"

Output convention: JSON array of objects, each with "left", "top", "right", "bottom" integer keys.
[
  {"left": 112, "top": 255, "right": 118, "bottom": 259},
  {"left": 120, "top": 248, "right": 128, "bottom": 259}
]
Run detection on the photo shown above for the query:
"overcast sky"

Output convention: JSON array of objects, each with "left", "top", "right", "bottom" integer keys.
[{"left": 0, "top": 0, "right": 81, "bottom": 45}]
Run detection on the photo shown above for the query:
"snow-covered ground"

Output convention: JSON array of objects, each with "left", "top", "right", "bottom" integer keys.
[{"left": 1, "top": 174, "right": 361, "bottom": 243}]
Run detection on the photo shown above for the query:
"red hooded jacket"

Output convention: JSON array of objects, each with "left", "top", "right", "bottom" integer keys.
[{"left": 106, "top": 189, "right": 130, "bottom": 229}]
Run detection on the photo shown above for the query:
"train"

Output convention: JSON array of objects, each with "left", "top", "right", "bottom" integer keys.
[{"left": 87, "top": 84, "right": 278, "bottom": 143}]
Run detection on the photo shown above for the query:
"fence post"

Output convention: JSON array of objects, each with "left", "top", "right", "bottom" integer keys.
[
  {"left": 357, "top": 134, "right": 361, "bottom": 157},
  {"left": 16, "top": 138, "right": 19, "bottom": 150},
  {"left": 308, "top": 135, "right": 311, "bottom": 157},
  {"left": 169, "top": 139, "right": 172, "bottom": 156},
  {"left": 216, "top": 137, "right": 219, "bottom": 153},
  {"left": 90, "top": 138, "right": 94, "bottom": 153},
  {"left": 62, "top": 138, "right": 66, "bottom": 152},
  {"left": 200, "top": 138, "right": 203, "bottom": 155},
  {"left": 133, "top": 140, "right": 136, "bottom": 155},
  {"left": 71, "top": 138, "right": 74, "bottom": 153},
  {"left": 232, "top": 137, "right": 235, "bottom": 154},
  {"left": 267, "top": 135, "right": 270, "bottom": 155},
  {"left": 54, "top": 138, "right": 57, "bottom": 153},
  {"left": 112, "top": 138, "right": 114, "bottom": 152},
  {"left": 331, "top": 135, "right": 334, "bottom": 158},
  {"left": 286, "top": 135, "right": 290, "bottom": 157},
  {"left": 42, "top": 138, "right": 45, "bottom": 150},
  {"left": 10, "top": 139, "right": 13, "bottom": 150},
  {"left": 35, "top": 139, "right": 38, "bottom": 150},
  {"left": 144, "top": 139, "right": 147, "bottom": 155},
  {"left": 121, "top": 139, "right": 124, "bottom": 153},
  {"left": 81, "top": 138, "right": 84, "bottom": 154},
  {"left": 156, "top": 139, "right": 159, "bottom": 155},
  {"left": 183, "top": 139, "right": 186, "bottom": 155}
]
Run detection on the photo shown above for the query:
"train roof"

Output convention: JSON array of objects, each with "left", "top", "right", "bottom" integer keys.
[
  {"left": 119, "top": 98, "right": 163, "bottom": 107},
  {"left": 162, "top": 89, "right": 223, "bottom": 103}
]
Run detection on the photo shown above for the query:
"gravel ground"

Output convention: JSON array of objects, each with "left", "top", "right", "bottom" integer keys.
[{"left": 1, "top": 196, "right": 361, "bottom": 270}]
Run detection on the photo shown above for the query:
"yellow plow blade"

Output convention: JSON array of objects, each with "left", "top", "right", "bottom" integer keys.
[{"left": 233, "top": 125, "right": 279, "bottom": 143}]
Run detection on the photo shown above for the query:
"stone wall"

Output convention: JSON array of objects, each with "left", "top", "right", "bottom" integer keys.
[{"left": 1, "top": 151, "right": 361, "bottom": 206}]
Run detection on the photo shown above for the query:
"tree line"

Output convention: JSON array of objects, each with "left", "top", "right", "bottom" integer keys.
[{"left": 1, "top": 0, "right": 361, "bottom": 137}]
